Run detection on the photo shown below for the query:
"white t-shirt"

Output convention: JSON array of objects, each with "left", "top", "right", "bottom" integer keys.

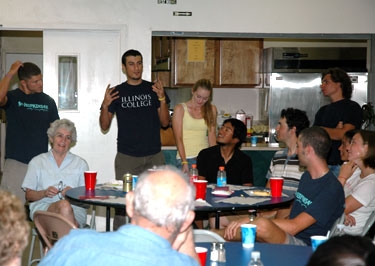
[
  {"left": 344, "top": 173, "right": 375, "bottom": 235},
  {"left": 344, "top": 167, "right": 361, "bottom": 197}
]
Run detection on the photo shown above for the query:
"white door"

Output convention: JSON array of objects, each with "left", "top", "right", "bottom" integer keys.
[{"left": 43, "top": 30, "right": 121, "bottom": 184}]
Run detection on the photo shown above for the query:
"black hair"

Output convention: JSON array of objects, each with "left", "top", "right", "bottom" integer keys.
[
  {"left": 307, "top": 235, "right": 375, "bottom": 266},
  {"left": 17, "top": 62, "right": 41, "bottom": 81},
  {"left": 280, "top": 108, "right": 310, "bottom": 137},
  {"left": 321, "top": 67, "right": 353, "bottom": 99},
  {"left": 223, "top": 118, "right": 247, "bottom": 148},
  {"left": 121, "top": 49, "right": 143, "bottom": 65}
]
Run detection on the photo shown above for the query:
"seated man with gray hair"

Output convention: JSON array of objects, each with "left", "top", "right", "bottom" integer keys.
[{"left": 39, "top": 167, "right": 200, "bottom": 266}]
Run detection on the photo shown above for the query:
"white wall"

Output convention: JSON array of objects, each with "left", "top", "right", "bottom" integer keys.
[{"left": 1, "top": 1, "right": 374, "bottom": 80}]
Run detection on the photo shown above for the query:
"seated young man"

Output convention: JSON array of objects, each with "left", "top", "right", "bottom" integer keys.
[
  {"left": 219, "top": 127, "right": 345, "bottom": 246},
  {"left": 196, "top": 118, "right": 253, "bottom": 228},
  {"left": 197, "top": 118, "right": 253, "bottom": 186}
]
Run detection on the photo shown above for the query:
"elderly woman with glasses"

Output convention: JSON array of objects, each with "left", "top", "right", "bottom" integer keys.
[{"left": 22, "top": 118, "right": 89, "bottom": 228}]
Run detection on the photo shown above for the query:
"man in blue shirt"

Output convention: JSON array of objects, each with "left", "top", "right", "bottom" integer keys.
[
  {"left": 0, "top": 61, "right": 59, "bottom": 203},
  {"left": 39, "top": 167, "right": 200, "bottom": 266},
  {"left": 223, "top": 127, "right": 345, "bottom": 246}
]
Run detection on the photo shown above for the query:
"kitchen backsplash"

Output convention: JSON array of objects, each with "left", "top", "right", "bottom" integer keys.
[{"left": 165, "top": 87, "right": 269, "bottom": 124}]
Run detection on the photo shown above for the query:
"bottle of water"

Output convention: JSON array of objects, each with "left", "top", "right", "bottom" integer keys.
[
  {"left": 189, "top": 164, "right": 199, "bottom": 184},
  {"left": 248, "top": 251, "right": 264, "bottom": 266},
  {"left": 217, "top": 166, "right": 227, "bottom": 187}
]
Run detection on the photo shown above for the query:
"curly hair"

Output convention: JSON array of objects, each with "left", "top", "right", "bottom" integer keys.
[
  {"left": 0, "top": 190, "right": 30, "bottom": 265},
  {"left": 322, "top": 68, "right": 353, "bottom": 99},
  {"left": 280, "top": 108, "right": 310, "bottom": 137}
]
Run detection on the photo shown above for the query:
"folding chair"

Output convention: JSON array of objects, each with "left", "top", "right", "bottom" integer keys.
[{"left": 33, "top": 211, "right": 77, "bottom": 252}]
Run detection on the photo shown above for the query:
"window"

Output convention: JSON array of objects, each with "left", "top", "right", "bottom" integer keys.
[{"left": 58, "top": 56, "right": 78, "bottom": 110}]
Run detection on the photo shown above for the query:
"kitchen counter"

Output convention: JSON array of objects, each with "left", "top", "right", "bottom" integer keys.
[
  {"left": 162, "top": 143, "right": 283, "bottom": 151},
  {"left": 162, "top": 143, "right": 282, "bottom": 186}
]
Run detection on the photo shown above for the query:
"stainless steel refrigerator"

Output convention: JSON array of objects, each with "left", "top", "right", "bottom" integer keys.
[
  {"left": 264, "top": 47, "right": 368, "bottom": 143},
  {"left": 267, "top": 72, "right": 367, "bottom": 143}
]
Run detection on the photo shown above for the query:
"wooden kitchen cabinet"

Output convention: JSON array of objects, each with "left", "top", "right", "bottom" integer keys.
[
  {"left": 216, "top": 39, "right": 263, "bottom": 87},
  {"left": 152, "top": 37, "right": 263, "bottom": 88},
  {"left": 172, "top": 38, "right": 216, "bottom": 86}
]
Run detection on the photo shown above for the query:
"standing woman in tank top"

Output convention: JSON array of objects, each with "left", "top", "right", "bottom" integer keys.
[{"left": 172, "top": 79, "right": 217, "bottom": 173}]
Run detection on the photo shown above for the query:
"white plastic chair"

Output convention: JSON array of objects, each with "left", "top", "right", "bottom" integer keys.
[
  {"left": 360, "top": 211, "right": 375, "bottom": 236},
  {"left": 193, "top": 229, "right": 225, "bottom": 243},
  {"left": 330, "top": 211, "right": 375, "bottom": 237}
]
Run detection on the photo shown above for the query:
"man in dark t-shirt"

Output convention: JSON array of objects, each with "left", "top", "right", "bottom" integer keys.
[
  {"left": 221, "top": 127, "right": 345, "bottom": 246},
  {"left": 197, "top": 118, "right": 253, "bottom": 186},
  {"left": 0, "top": 61, "right": 59, "bottom": 203},
  {"left": 313, "top": 68, "right": 362, "bottom": 176},
  {"left": 99, "top": 49, "right": 171, "bottom": 229}
]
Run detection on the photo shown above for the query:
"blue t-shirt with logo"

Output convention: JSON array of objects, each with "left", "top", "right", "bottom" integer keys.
[
  {"left": 108, "top": 80, "right": 169, "bottom": 157},
  {"left": 290, "top": 170, "right": 345, "bottom": 245},
  {"left": 2, "top": 89, "right": 59, "bottom": 163}
]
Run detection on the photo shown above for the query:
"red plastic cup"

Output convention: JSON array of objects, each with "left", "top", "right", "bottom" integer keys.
[
  {"left": 193, "top": 180, "right": 208, "bottom": 200},
  {"left": 84, "top": 171, "right": 97, "bottom": 190},
  {"left": 270, "top": 177, "right": 284, "bottom": 197},
  {"left": 195, "top": 246, "right": 207, "bottom": 266}
]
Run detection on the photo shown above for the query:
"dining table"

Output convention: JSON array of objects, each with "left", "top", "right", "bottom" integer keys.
[
  {"left": 196, "top": 184, "right": 295, "bottom": 229},
  {"left": 197, "top": 241, "right": 313, "bottom": 266},
  {"left": 65, "top": 183, "right": 295, "bottom": 231}
]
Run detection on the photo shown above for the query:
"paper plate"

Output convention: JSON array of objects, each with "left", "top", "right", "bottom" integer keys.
[{"left": 211, "top": 190, "right": 234, "bottom": 197}]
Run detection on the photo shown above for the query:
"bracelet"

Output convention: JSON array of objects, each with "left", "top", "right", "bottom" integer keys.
[
  {"left": 181, "top": 161, "right": 188, "bottom": 164},
  {"left": 158, "top": 96, "right": 166, "bottom": 102},
  {"left": 5, "top": 73, "right": 13, "bottom": 79}
]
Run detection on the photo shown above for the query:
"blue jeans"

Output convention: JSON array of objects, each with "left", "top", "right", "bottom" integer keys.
[{"left": 328, "top": 164, "right": 341, "bottom": 177}]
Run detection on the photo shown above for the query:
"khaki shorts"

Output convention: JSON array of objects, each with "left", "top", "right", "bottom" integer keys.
[
  {"left": 0, "top": 159, "right": 28, "bottom": 204},
  {"left": 114, "top": 151, "right": 165, "bottom": 180},
  {"left": 285, "top": 233, "right": 308, "bottom": 246}
]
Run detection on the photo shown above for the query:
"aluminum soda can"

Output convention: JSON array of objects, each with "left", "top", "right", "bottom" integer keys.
[{"left": 123, "top": 173, "right": 133, "bottom": 192}]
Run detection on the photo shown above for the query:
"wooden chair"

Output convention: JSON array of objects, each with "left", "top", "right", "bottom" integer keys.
[{"left": 33, "top": 211, "right": 77, "bottom": 252}]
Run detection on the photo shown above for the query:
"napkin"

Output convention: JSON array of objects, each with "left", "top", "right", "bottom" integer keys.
[
  {"left": 215, "top": 196, "right": 269, "bottom": 205},
  {"left": 194, "top": 199, "right": 212, "bottom": 207},
  {"left": 85, "top": 196, "right": 126, "bottom": 205}
]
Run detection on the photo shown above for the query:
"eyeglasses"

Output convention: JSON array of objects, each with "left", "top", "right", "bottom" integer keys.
[{"left": 58, "top": 181, "right": 64, "bottom": 200}]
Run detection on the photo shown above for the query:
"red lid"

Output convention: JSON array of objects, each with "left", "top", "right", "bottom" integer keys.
[
  {"left": 219, "top": 166, "right": 225, "bottom": 171},
  {"left": 192, "top": 164, "right": 197, "bottom": 169}
]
